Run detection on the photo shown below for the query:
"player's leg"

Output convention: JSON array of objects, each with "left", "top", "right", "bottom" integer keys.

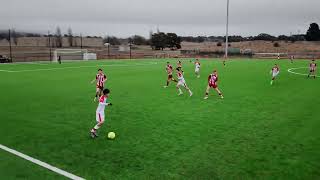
[
  {"left": 183, "top": 83, "right": 193, "bottom": 96},
  {"left": 176, "top": 82, "right": 183, "bottom": 95},
  {"left": 94, "top": 88, "right": 100, "bottom": 102},
  {"left": 271, "top": 73, "right": 277, "bottom": 85},
  {"left": 204, "top": 85, "right": 211, "bottom": 99},
  {"left": 90, "top": 113, "right": 105, "bottom": 138},
  {"left": 214, "top": 87, "right": 224, "bottom": 99}
]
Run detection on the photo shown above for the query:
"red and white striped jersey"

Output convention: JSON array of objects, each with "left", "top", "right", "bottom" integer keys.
[
  {"left": 166, "top": 64, "right": 173, "bottom": 75},
  {"left": 208, "top": 74, "right": 218, "bottom": 85},
  {"left": 96, "top": 73, "right": 107, "bottom": 87},
  {"left": 96, "top": 95, "right": 108, "bottom": 114}
]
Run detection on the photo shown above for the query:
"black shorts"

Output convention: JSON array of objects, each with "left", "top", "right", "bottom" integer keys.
[{"left": 97, "top": 86, "right": 104, "bottom": 90}]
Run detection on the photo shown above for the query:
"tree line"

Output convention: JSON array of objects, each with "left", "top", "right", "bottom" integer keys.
[{"left": 1, "top": 23, "right": 320, "bottom": 50}]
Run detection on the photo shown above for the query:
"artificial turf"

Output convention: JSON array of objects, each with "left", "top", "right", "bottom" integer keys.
[{"left": 0, "top": 59, "right": 319, "bottom": 179}]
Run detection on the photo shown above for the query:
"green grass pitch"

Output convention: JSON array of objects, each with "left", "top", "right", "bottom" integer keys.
[{"left": 0, "top": 59, "right": 319, "bottom": 179}]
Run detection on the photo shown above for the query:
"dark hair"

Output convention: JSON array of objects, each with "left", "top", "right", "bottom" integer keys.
[
  {"left": 103, "top": 89, "right": 110, "bottom": 95},
  {"left": 176, "top": 67, "right": 180, "bottom": 71},
  {"left": 98, "top": 69, "right": 103, "bottom": 71}
]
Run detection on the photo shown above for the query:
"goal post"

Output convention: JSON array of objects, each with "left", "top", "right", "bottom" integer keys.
[{"left": 53, "top": 49, "right": 95, "bottom": 62}]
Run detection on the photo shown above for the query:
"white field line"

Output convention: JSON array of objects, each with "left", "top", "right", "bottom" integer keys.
[
  {"left": 0, "top": 144, "right": 85, "bottom": 180},
  {"left": 0, "top": 62, "right": 158, "bottom": 73},
  {"left": 287, "top": 67, "right": 320, "bottom": 77}
]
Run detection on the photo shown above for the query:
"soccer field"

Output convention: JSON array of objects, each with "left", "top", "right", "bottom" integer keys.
[{"left": 0, "top": 59, "right": 319, "bottom": 179}]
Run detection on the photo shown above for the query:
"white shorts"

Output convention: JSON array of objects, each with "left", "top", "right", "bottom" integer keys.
[
  {"left": 177, "top": 79, "right": 186, "bottom": 86},
  {"left": 272, "top": 72, "right": 279, "bottom": 77},
  {"left": 96, "top": 112, "right": 105, "bottom": 123},
  {"left": 195, "top": 68, "right": 200, "bottom": 73}
]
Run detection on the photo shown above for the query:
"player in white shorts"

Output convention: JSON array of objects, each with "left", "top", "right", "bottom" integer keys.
[
  {"left": 194, "top": 59, "right": 201, "bottom": 78},
  {"left": 176, "top": 67, "right": 193, "bottom": 96},
  {"left": 90, "top": 89, "right": 112, "bottom": 138},
  {"left": 270, "top": 64, "right": 280, "bottom": 85}
]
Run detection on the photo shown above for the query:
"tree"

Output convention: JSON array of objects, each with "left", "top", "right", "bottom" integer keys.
[
  {"left": 103, "top": 36, "right": 121, "bottom": 45},
  {"left": 306, "top": 23, "right": 320, "bottom": 41},
  {"left": 166, "top": 33, "right": 181, "bottom": 50},
  {"left": 55, "top": 27, "right": 63, "bottom": 47},
  {"left": 273, "top": 42, "right": 280, "bottom": 47},
  {"left": 151, "top": 32, "right": 167, "bottom": 50},
  {"left": 131, "top": 35, "right": 148, "bottom": 45},
  {"left": 11, "top": 29, "right": 18, "bottom": 45},
  {"left": 253, "top": 33, "right": 277, "bottom": 41},
  {"left": 68, "top": 28, "right": 73, "bottom": 47}
]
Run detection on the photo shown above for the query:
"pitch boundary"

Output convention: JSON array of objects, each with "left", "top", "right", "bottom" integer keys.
[
  {"left": 287, "top": 67, "right": 319, "bottom": 77},
  {"left": 0, "top": 62, "right": 158, "bottom": 73},
  {"left": 0, "top": 144, "right": 85, "bottom": 180}
]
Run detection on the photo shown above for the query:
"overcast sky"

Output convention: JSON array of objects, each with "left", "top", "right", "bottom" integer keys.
[{"left": 0, "top": 0, "right": 319, "bottom": 37}]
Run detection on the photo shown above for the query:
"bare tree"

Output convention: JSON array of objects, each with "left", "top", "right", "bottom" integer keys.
[
  {"left": 11, "top": 29, "right": 18, "bottom": 45},
  {"left": 68, "top": 27, "right": 73, "bottom": 47},
  {"left": 55, "top": 26, "right": 62, "bottom": 47}
]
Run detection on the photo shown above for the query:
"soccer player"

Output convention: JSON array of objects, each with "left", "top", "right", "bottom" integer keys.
[
  {"left": 176, "top": 67, "right": 193, "bottom": 96},
  {"left": 90, "top": 89, "right": 112, "bottom": 138},
  {"left": 290, "top": 55, "right": 294, "bottom": 63},
  {"left": 204, "top": 70, "right": 224, "bottom": 99},
  {"left": 194, "top": 59, "right": 201, "bottom": 78},
  {"left": 91, "top": 69, "right": 107, "bottom": 102},
  {"left": 308, "top": 59, "right": 317, "bottom": 79},
  {"left": 277, "top": 53, "right": 280, "bottom": 60},
  {"left": 270, "top": 64, "right": 280, "bottom": 85},
  {"left": 164, "top": 62, "right": 177, "bottom": 88},
  {"left": 177, "top": 60, "right": 182, "bottom": 69}
]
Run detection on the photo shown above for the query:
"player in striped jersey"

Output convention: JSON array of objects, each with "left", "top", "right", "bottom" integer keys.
[
  {"left": 270, "top": 64, "right": 280, "bottom": 85},
  {"left": 164, "top": 62, "right": 177, "bottom": 88},
  {"left": 176, "top": 67, "right": 193, "bottom": 96},
  {"left": 308, "top": 59, "right": 317, "bottom": 79},
  {"left": 204, "top": 70, "right": 224, "bottom": 99},
  {"left": 90, "top": 89, "right": 112, "bottom": 138},
  {"left": 91, "top": 69, "right": 107, "bottom": 102}
]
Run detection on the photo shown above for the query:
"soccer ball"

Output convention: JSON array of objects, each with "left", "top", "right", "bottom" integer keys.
[{"left": 107, "top": 132, "right": 116, "bottom": 139}]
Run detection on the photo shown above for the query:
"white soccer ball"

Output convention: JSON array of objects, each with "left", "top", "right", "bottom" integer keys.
[{"left": 107, "top": 132, "right": 116, "bottom": 139}]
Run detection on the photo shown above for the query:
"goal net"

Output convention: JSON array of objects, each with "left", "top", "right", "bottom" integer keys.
[{"left": 53, "top": 49, "right": 92, "bottom": 62}]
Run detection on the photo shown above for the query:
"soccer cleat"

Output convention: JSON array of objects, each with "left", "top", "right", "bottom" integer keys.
[
  {"left": 90, "top": 130, "right": 98, "bottom": 138},
  {"left": 178, "top": 92, "right": 183, "bottom": 96},
  {"left": 270, "top": 81, "right": 273, "bottom": 85},
  {"left": 197, "top": 75, "right": 200, "bottom": 78},
  {"left": 220, "top": 95, "right": 224, "bottom": 99},
  {"left": 204, "top": 96, "right": 209, "bottom": 100},
  {"left": 189, "top": 92, "right": 193, "bottom": 96},
  {"left": 163, "top": 86, "right": 168, "bottom": 88}
]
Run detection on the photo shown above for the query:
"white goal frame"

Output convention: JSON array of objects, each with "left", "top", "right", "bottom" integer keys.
[{"left": 53, "top": 49, "right": 89, "bottom": 62}]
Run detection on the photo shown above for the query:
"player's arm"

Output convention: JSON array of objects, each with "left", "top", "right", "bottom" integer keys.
[
  {"left": 103, "top": 75, "right": 107, "bottom": 83},
  {"left": 91, "top": 75, "right": 97, "bottom": 84}
]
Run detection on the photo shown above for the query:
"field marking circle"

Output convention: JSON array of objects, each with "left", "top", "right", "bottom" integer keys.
[{"left": 287, "top": 67, "right": 319, "bottom": 77}]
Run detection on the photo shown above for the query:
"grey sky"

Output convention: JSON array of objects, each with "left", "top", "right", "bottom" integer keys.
[{"left": 0, "top": 0, "right": 319, "bottom": 37}]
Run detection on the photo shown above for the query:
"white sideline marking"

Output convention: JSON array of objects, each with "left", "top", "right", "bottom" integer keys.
[
  {"left": 0, "top": 144, "right": 85, "bottom": 180},
  {"left": 287, "top": 67, "right": 320, "bottom": 77},
  {"left": 0, "top": 62, "right": 158, "bottom": 73}
]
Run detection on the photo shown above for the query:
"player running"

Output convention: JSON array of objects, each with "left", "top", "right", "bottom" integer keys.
[
  {"left": 177, "top": 60, "right": 182, "bottom": 69},
  {"left": 270, "top": 64, "right": 280, "bottom": 85},
  {"left": 164, "top": 62, "right": 177, "bottom": 88},
  {"left": 194, "top": 59, "right": 201, "bottom": 78},
  {"left": 176, "top": 67, "right": 193, "bottom": 96},
  {"left": 308, "top": 59, "right": 317, "bottom": 79},
  {"left": 204, "top": 70, "right": 224, "bottom": 99},
  {"left": 91, "top": 69, "right": 107, "bottom": 102},
  {"left": 90, "top": 89, "right": 112, "bottom": 138}
]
